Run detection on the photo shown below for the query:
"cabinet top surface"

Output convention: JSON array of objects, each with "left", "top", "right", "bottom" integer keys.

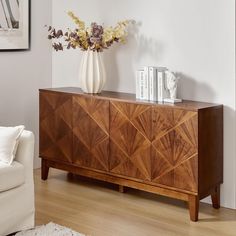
[{"left": 39, "top": 87, "right": 222, "bottom": 111}]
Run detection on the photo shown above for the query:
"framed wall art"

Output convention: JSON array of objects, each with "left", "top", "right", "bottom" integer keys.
[{"left": 0, "top": 0, "right": 30, "bottom": 51}]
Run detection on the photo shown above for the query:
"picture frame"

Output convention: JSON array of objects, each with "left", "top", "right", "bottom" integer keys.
[{"left": 0, "top": 0, "right": 30, "bottom": 51}]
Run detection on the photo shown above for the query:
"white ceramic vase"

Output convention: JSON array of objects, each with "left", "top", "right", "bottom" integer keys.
[{"left": 79, "top": 50, "right": 106, "bottom": 93}]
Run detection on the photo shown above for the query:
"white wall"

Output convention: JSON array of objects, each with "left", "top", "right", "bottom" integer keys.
[
  {"left": 0, "top": 0, "right": 52, "bottom": 168},
  {"left": 52, "top": 0, "right": 235, "bottom": 209}
]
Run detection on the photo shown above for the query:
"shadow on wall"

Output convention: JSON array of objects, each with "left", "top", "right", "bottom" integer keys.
[
  {"left": 103, "top": 45, "right": 120, "bottom": 91},
  {"left": 133, "top": 21, "right": 165, "bottom": 63},
  {"left": 103, "top": 22, "right": 141, "bottom": 91},
  {"left": 103, "top": 21, "right": 164, "bottom": 92},
  {"left": 135, "top": 34, "right": 165, "bottom": 63},
  {"left": 177, "top": 72, "right": 216, "bottom": 102}
]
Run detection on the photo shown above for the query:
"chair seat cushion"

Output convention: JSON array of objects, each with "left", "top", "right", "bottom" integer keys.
[{"left": 0, "top": 161, "right": 25, "bottom": 192}]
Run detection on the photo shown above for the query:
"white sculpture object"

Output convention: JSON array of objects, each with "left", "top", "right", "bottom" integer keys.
[{"left": 164, "top": 71, "right": 182, "bottom": 103}]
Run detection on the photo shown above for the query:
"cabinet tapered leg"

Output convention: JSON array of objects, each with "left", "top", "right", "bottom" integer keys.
[
  {"left": 211, "top": 185, "right": 220, "bottom": 209},
  {"left": 41, "top": 159, "right": 49, "bottom": 180},
  {"left": 188, "top": 195, "right": 199, "bottom": 222}
]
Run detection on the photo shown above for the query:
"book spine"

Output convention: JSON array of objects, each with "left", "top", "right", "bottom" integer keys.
[
  {"left": 163, "top": 72, "right": 169, "bottom": 99},
  {"left": 154, "top": 68, "right": 158, "bottom": 101},
  {"left": 139, "top": 70, "right": 145, "bottom": 100},
  {"left": 143, "top": 66, "right": 149, "bottom": 100},
  {"left": 149, "top": 67, "right": 157, "bottom": 101},
  {"left": 136, "top": 71, "right": 140, "bottom": 99},
  {"left": 157, "top": 71, "right": 164, "bottom": 102}
]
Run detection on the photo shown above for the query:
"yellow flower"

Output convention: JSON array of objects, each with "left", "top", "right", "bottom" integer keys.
[
  {"left": 86, "top": 27, "right": 92, "bottom": 36},
  {"left": 68, "top": 11, "right": 85, "bottom": 30},
  {"left": 77, "top": 29, "right": 86, "bottom": 38},
  {"left": 114, "top": 27, "right": 126, "bottom": 39},
  {"left": 103, "top": 27, "right": 114, "bottom": 43},
  {"left": 112, "top": 20, "right": 131, "bottom": 40}
]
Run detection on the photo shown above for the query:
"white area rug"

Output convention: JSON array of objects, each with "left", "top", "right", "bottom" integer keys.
[{"left": 15, "top": 222, "right": 85, "bottom": 236}]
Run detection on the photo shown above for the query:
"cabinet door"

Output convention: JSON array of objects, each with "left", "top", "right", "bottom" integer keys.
[
  {"left": 109, "top": 101, "right": 152, "bottom": 181},
  {"left": 39, "top": 92, "right": 73, "bottom": 163},
  {"left": 73, "top": 95, "right": 109, "bottom": 171},
  {"left": 151, "top": 107, "right": 198, "bottom": 192}
]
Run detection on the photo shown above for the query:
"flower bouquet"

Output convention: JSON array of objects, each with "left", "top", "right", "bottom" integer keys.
[
  {"left": 47, "top": 12, "right": 132, "bottom": 93},
  {"left": 48, "top": 11, "right": 132, "bottom": 52}
]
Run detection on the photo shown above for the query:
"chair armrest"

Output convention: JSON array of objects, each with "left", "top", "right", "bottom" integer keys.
[{"left": 15, "top": 130, "right": 35, "bottom": 182}]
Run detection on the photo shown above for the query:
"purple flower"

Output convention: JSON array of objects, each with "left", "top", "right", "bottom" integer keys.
[
  {"left": 89, "top": 22, "right": 103, "bottom": 44},
  {"left": 91, "top": 22, "right": 103, "bottom": 37}
]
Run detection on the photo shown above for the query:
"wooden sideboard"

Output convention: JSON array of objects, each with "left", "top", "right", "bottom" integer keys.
[{"left": 39, "top": 87, "right": 223, "bottom": 221}]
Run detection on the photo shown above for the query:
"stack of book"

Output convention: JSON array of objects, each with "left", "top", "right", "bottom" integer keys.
[{"left": 136, "top": 66, "right": 169, "bottom": 102}]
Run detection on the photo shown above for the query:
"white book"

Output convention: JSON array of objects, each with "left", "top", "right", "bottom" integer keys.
[
  {"left": 136, "top": 70, "right": 141, "bottom": 99},
  {"left": 143, "top": 66, "right": 149, "bottom": 100},
  {"left": 157, "top": 67, "right": 168, "bottom": 102},
  {"left": 149, "top": 67, "right": 157, "bottom": 101},
  {"left": 157, "top": 71, "right": 164, "bottom": 102},
  {"left": 139, "top": 70, "right": 145, "bottom": 100}
]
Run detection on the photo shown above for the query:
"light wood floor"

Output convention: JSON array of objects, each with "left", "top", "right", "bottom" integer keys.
[{"left": 35, "top": 169, "right": 236, "bottom": 236}]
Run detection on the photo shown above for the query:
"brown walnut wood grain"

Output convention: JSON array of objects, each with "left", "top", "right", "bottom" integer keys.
[
  {"left": 39, "top": 92, "right": 73, "bottom": 163},
  {"left": 39, "top": 88, "right": 223, "bottom": 222},
  {"left": 188, "top": 195, "right": 199, "bottom": 221},
  {"left": 109, "top": 101, "right": 152, "bottom": 181},
  {"left": 211, "top": 185, "right": 221, "bottom": 209},
  {"left": 72, "top": 95, "right": 110, "bottom": 171}
]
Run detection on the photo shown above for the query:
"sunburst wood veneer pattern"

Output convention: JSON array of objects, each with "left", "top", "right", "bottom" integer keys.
[
  {"left": 109, "top": 101, "right": 152, "bottom": 181},
  {"left": 40, "top": 92, "right": 73, "bottom": 163},
  {"left": 73, "top": 95, "right": 109, "bottom": 171},
  {"left": 39, "top": 87, "right": 223, "bottom": 222},
  {"left": 151, "top": 108, "right": 198, "bottom": 192}
]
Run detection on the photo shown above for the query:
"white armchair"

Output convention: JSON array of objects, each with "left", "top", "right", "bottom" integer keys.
[{"left": 0, "top": 130, "right": 35, "bottom": 236}]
